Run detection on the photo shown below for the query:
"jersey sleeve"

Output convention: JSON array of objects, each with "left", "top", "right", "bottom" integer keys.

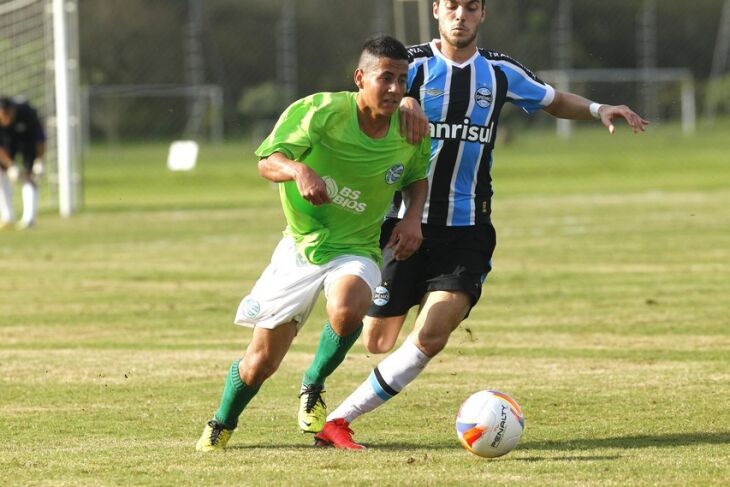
[
  {"left": 495, "top": 58, "right": 555, "bottom": 114},
  {"left": 399, "top": 135, "right": 431, "bottom": 190},
  {"left": 255, "top": 96, "right": 320, "bottom": 161}
]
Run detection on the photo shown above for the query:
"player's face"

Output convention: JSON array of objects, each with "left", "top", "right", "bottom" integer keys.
[
  {"left": 434, "top": 0, "right": 485, "bottom": 49},
  {"left": 0, "top": 109, "right": 10, "bottom": 127},
  {"left": 355, "top": 57, "right": 409, "bottom": 117}
]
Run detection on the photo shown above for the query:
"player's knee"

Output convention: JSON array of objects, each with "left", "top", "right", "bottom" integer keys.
[
  {"left": 240, "top": 352, "right": 279, "bottom": 386},
  {"left": 326, "top": 304, "right": 366, "bottom": 331},
  {"left": 363, "top": 331, "right": 396, "bottom": 354}
]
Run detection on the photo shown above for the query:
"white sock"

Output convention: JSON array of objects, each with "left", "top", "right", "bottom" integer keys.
[
  {"left": 327, "top": 338, "right": 431, "bottom": 424},
  {"left": 20, "top": 182, "right": 38, "bottom": 225},
  {"left": 0, "top": 171, "right": 15, "bottom": 223}
]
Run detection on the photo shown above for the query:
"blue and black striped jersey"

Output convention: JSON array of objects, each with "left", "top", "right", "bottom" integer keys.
[{"left": 391, "top": 41, "right": 555, "bottom": 226}]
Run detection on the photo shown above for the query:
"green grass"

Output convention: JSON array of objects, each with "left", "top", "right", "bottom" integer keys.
[{"left": 1, "top": 122, "right": 729, "bottom": 486}]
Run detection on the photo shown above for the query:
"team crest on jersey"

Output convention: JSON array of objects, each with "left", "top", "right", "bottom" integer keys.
[
  {"left": 474, "top": 87, "right": 493, "bottom": 108},
  {"left": 240, "top": 297, "right": 260, "bottom": 319},
  {"left": 385, "top": 164, "right": 404, "bottom": 185}
]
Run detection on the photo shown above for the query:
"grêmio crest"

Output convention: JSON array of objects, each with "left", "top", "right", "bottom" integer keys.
[
  {"left": 385, "top": 164, "right": 404, "bottom": 185},
  {"left": 474, "top": 87, "right": 493, "bottom": 108}
]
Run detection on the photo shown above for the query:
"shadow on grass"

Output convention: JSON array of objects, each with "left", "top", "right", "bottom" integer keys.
[
  {"left": 229, "top": 444, "right": 320, "bottom": 450},
  {"left": 229, "top": 441, "right": 455, "bottom": 451},
  {"left": 229, "top": 442, "right": 455, "bottom": 451},
  {"left": 511, "top": 455, "right": 621, "bottom": 462},
  {"left": 226, "top": 431, "right": 729, "bottom": 453},
  {"left": 521, "top": 431, "right": 730, "bottom": 450}
]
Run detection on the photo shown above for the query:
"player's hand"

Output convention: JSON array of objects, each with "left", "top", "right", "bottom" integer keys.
[
  {"left": 599, "top": 105, "right": 649, "bottom": 134},
  {"left": 294, "top": 165, "right": 331, "bottom": 206},
  {"left": 399, "top": 96, "right": 429, "bottom": 145},
  {"left": 6, "top": 164, "right": 19, "bottom": 183},
  {"left": 385, "top": 216, "right": 422, "bottom": 261},
  {"left": 32, "top": 159, "right": 44, "bottom": 177}
]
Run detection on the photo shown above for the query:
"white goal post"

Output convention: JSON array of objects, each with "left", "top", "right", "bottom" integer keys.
[
  {"left": 538, "top": 68, "right": 696, "bottom": 137},
  {"left": 0, "top": 0, "right": 81, "bottom": 216}
]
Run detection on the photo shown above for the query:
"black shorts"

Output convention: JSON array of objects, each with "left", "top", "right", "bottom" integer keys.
[{"left": 369, "top": 218, "right": 497, "bottom": 318}]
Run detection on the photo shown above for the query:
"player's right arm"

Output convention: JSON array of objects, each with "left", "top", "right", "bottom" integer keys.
[
  {"left": 258, "top": 152, "right": 331, "bottom": 206},
  {"left": 255, "top": 95, "right": 333, "bottom": 205}
]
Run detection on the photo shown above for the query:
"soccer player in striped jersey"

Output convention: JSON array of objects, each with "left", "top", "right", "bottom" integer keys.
[{"left": 313, "top": 0, "right": 648, "bottom": 449}]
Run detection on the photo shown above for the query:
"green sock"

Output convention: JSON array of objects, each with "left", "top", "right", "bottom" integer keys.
[
  {"left": 303, "top": 321, "right": 362, "bottom": 387},
  {"left": 213, "top": 359, "right": 261, "bottom": 429}
]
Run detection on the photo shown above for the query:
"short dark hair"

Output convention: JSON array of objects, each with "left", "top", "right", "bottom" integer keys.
[
  {"left": 360, "top": 34, "right": 409, "bottom": 65},
  {"left": 0, "top": 97, "right": 13, "bottom": 111}
]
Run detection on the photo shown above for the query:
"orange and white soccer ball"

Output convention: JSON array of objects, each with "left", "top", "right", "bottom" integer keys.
[{"left": 455, "top": 390, "right": 524, "bottom": 458}]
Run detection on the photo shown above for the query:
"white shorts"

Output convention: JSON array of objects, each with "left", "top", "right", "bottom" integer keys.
[{"left": 234, "top": 236, "right": 381, "bottom": 331}]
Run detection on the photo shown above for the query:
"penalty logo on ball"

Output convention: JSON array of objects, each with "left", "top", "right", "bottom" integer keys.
[{"left": 455, "top": 390, "right": 524, "bottom": 458}]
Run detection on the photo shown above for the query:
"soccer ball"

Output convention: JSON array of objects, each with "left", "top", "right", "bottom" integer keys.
[{"left": 455, "top": 390, "right": 524, "bottom": 458}]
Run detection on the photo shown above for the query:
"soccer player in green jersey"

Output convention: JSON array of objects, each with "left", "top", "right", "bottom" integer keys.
[{"left": 196, "top": 35, "right": 430, "bottom": 452}]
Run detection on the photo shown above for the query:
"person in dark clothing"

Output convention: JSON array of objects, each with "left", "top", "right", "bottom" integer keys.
[{"left": 0, "top": 96, "right": 46, "bottom": 229}]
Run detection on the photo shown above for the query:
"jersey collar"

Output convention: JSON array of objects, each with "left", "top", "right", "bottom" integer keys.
[{"left": 429, "top": 39, "right": 480, "bottom": 69}]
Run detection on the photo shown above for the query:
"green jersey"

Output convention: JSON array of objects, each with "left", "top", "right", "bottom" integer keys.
[{"left": 255, "top": 91, "right": 430, "bottom": 265}]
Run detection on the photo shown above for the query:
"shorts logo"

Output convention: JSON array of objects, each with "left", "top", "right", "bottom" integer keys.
[
  {"left": 294, "top": 251, "right": 308, "bottom": 267},
  {"left": 385, "top": 164, "right": 404, "bottom": 185},
  {"left": 373, "top": 285, "right": 390, "bottom": 306},
  {"left": 474, "top": 87, "right": 493, "bottom": 108},
  {"left": 241, "top": 297, "right": 260, "bottom": 319}
]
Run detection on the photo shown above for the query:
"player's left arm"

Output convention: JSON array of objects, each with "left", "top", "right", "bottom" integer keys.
[
  {"left": 545, "top": 91, "right": 649, "bottom": 134},
  {"left": 385, "top": 178, "right": 427, "bottom": 261}
]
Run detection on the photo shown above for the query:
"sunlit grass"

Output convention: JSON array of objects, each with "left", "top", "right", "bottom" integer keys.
[{"left": 1, "top": 123, "right": 728, "bottom": 485}]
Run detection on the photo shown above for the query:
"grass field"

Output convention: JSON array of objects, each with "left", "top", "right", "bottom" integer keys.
[{"left": 1, "top": 123, "right": 729, "bottom": 485}]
